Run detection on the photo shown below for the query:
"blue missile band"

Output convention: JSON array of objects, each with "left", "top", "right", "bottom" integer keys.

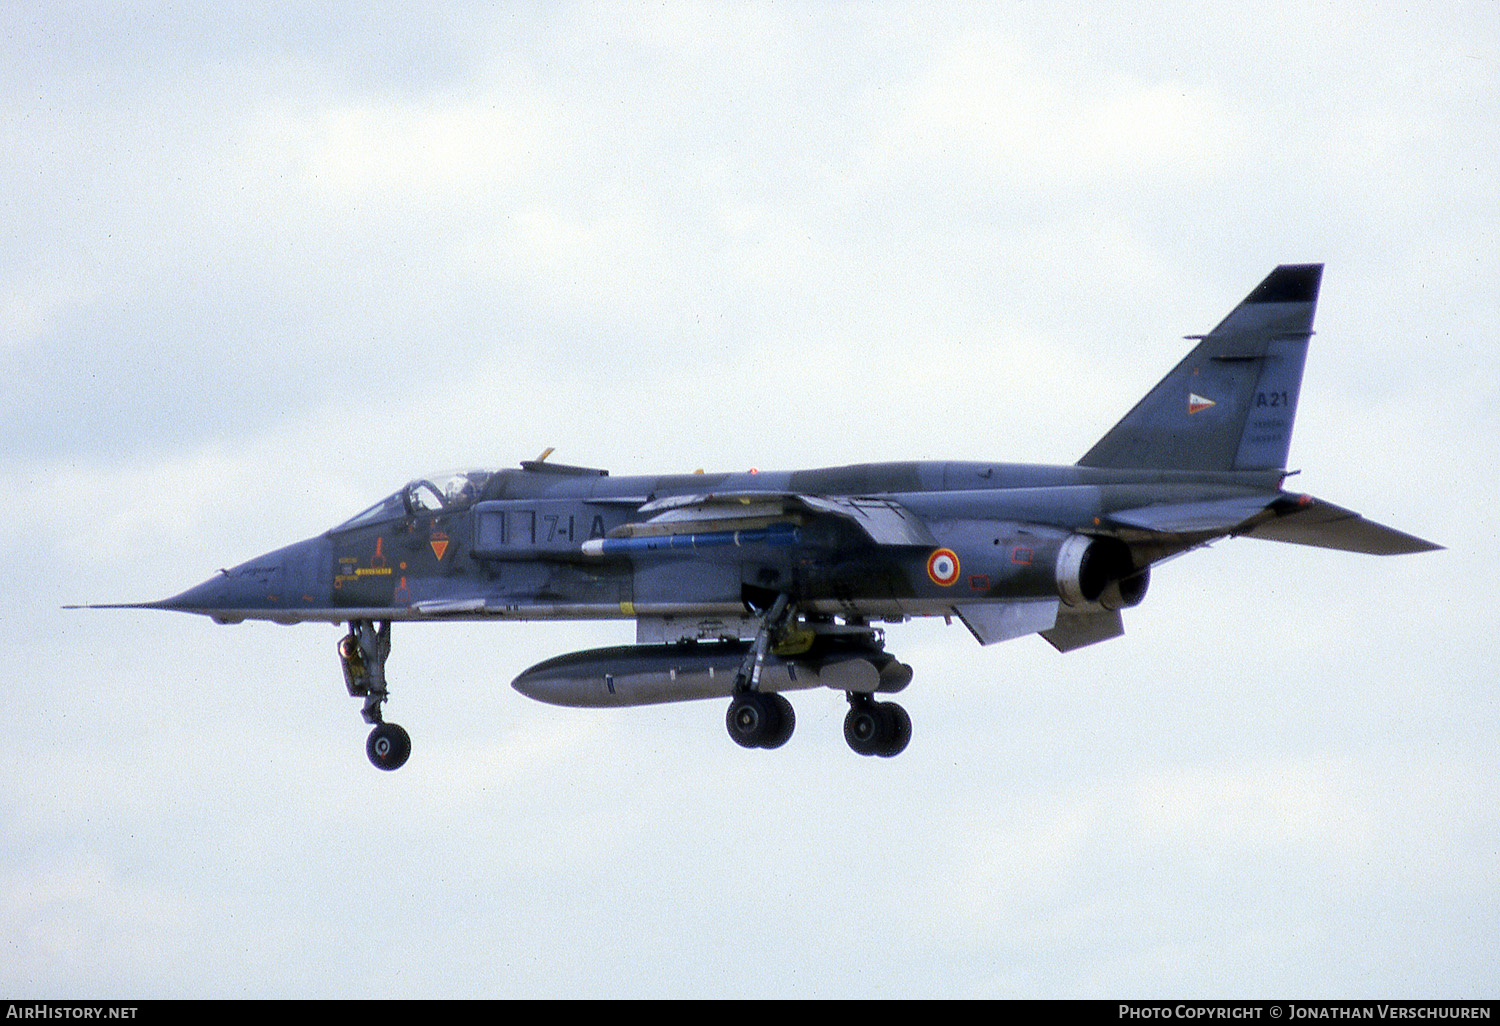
[{"left": 589, "top": 522, "right": 801, "bottom": 557}]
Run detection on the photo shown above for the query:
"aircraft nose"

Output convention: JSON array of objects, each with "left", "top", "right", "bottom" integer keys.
[{"left": 158, "top": 536, "right": 330, "bottom": 623}]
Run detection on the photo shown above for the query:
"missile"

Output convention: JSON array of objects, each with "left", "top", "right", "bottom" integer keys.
[
  {"left": 580, "top": 522, "right": 800, "bottom": 559},
  {"left": 511, "top": 639, "right": 912, "bottom": 708}
]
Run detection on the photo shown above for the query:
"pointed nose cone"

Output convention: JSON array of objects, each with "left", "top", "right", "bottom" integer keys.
[
  {"left": 158, "top": 572, "right": 248, "bottom": 620},
  {"left": 156, "top": 536, "right": 330, "bottom": 624}
]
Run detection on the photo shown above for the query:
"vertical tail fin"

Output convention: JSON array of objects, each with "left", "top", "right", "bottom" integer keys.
[{"left": 1078, "top": 264, "right": 1323, "bottom": 473}]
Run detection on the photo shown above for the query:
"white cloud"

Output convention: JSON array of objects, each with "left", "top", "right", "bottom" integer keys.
[
  {"left": 877, "top": 32, "right": 1242, "bottom": 193},
  {"left": 251, "top": 95, "right": 554, "bottom": 209}
]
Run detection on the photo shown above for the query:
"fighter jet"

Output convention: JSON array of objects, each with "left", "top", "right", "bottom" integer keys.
[{"left": 79, "top": 264, "right": 1439, "bottom": 769}]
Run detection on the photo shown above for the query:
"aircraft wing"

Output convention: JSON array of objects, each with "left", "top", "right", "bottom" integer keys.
[{"left": 621, "top": 491, "right": 938, "bottom": 546}]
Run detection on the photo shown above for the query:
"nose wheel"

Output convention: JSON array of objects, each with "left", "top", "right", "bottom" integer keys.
[
  {"left": 340, "top": 620, "right": 411, "bottom": 770},
  {"left": 366, "top": 722, "right": 412, "bottom": 771}
]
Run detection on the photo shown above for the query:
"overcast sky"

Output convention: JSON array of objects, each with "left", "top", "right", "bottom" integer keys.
[{"left": 3, "top": 1, "right": 1496, "bottom": 998}]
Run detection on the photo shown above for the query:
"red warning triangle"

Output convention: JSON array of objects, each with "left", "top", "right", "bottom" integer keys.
[{"left": 430, "top": 538, "right": 449, "bottom": 561}]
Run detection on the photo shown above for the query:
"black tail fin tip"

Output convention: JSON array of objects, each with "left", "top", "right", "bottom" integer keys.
[
  {"left": 1078, "top": 264, "right": 1324, "bottom": 473},
  {"left": 1243, "top": 263, "right": 1323, "bottom": 305}
]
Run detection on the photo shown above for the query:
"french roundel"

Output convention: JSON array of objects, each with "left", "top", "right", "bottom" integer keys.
[{"left": 926, "top": 548, "right": 960, "bottom": 587}]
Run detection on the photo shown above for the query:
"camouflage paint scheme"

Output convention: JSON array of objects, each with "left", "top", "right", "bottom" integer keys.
[{"left": 85, "top": 266, "right": 1439, "bottom": 766}]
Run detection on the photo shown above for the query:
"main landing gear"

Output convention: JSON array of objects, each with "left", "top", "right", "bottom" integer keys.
[
  {"left": 724, "top": 595, "right": 912, "bottom": 758},
  {"left": 339, "top": 620, "right": 411, "bottom": 771},
  {"left": 843, "top": 693, "right": 912, "bottom": 758},
  {"left": 725, "top": 594, "right": 796, "bottom": 750},
  {"left": 726, "top": 690, "right": 796, "bottom": 750}
]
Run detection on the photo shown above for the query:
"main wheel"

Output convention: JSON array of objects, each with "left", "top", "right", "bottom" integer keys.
[
  {"left": 844, "top": 698, "right": 912, "bottom": 757},
  {"left": 366, "top": 722, "right": 411, "bottom": 771},
  {"left": 876, "top": 702, "right": 911, "bottom": 758},
  {"left": 726, "top": 692, "right": 794, "bottom": 749},
  {"left": 726, "top": 692, "right": 771, "bottom": 748},
  {"left": 760, "top": 693, "right": 795, "bottom": 750},
  {"left": 844, "top": 698, "right": 885, "bottom": 757}
]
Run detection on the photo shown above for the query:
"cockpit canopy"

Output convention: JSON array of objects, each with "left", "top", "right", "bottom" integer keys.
[{"left": 334, "top": 470, "right": 495, "bottom": 531}]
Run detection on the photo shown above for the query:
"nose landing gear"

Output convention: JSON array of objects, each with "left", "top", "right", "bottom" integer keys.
[
  {"left": 366, "top": 721, "right": 411, "bottom": 771},
  {"left": 339, "top": 620, "right": 410, "bottom": 771}
]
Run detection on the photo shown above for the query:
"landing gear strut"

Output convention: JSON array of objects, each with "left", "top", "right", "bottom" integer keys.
[
  {"left": 339, "top": 620, "right": 411, "bottom": 771},
  {"left": 722, "top": 596, "right": 915, "bottom": 756},
  {"left": 725, "top": 594, "right": 798, "bottom": 750}
]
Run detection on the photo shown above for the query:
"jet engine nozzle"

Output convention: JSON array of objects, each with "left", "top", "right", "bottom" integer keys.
[{"left": 1055, "top": 534, "right": 1148, "bottom": 611}]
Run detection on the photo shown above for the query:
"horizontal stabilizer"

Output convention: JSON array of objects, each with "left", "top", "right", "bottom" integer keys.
[{"left": 1244, "top": 496, "right": 1442, "bottom": 555}]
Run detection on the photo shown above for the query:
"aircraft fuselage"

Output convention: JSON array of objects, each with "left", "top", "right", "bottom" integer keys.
[{"left": 163, "top": 460, "right": 1281, "bottom": 630}]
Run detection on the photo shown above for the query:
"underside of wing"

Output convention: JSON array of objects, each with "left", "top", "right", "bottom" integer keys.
[{"left": 618, "top": 491, "right": 937, "bottom": 547}]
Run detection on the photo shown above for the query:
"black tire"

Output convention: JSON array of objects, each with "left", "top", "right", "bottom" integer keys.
[
  {"left": 760, "top": 693, "right": 795, "bottom": 750},
  {"left": 726, "top": 693, "right": 772, "bottom": 749},
  {"left": 843, "top": 699, "right": 884, "bottom": 756},
  {"left": 876, "top": 702, "right": 911, "bottom": 758},
  {"left": 366, "top": 722, "right": 411, "bottom": 771}
]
